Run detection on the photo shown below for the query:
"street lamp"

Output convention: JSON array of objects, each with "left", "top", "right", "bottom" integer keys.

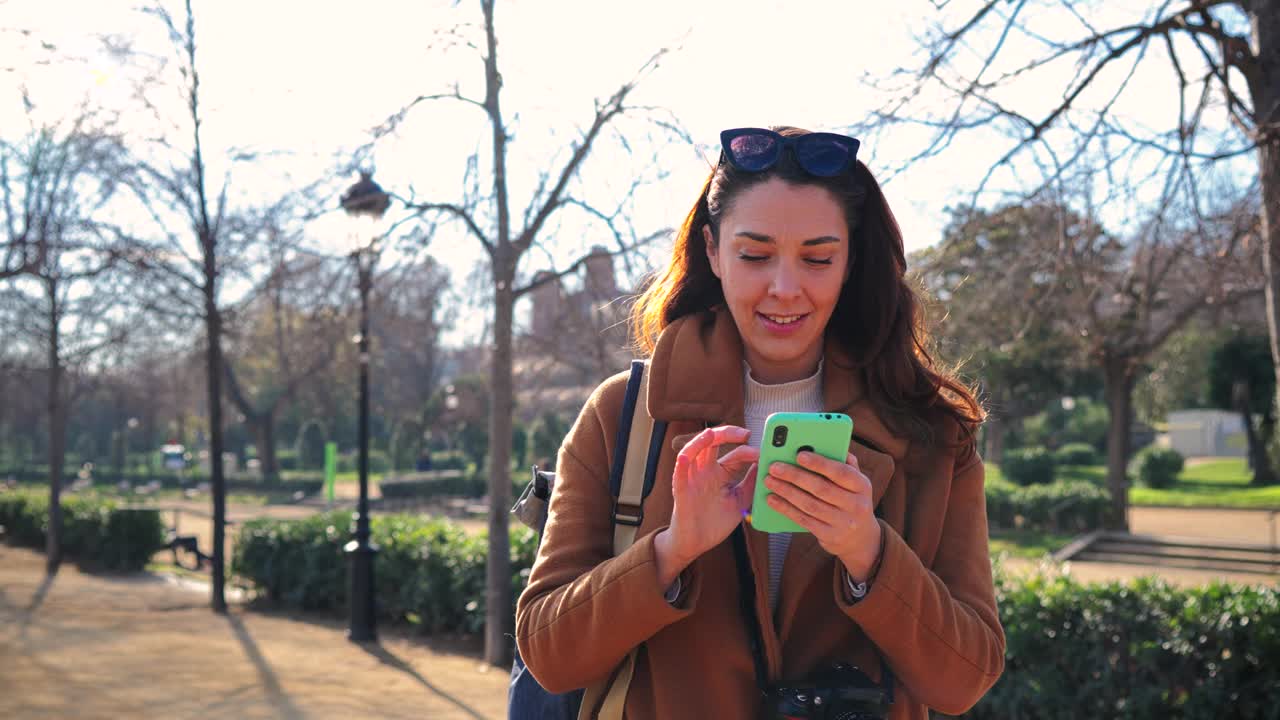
[
  {"left": 125, "top": 417, "right": 139, "bottom": 476},
  {"left": 339, "top": 170, "right": 390, "bottom": 643}
]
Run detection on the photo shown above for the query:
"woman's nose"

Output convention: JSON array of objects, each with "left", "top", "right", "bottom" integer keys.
[{"left": 769, "top": 263, "right": 802, "bottom": 300}]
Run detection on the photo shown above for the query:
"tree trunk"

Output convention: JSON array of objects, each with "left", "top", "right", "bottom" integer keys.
[
  {"left": 1254, "top": 2, "right": 1280, "bottom": 441},
  {"left": 481, "top": 0, "right": 515, "bottom": 668},
  {"left": 1102, "top": 356, "right": 1135, "bottom": 532},
  {"left": 1235, "top": 380, "right": 1278, "bottom": 486},
  {"left": 205, "top": 276, "right": 227, "bottom": 613},
  {"left": 484, "top": 264, "right": 516, "bottom": 667},
  {"left": 984, "top": 415, "right": 1006, "bottom": 465},
  {"left": 253, "top": 413, "right": 278, "bottom": 480},
  {"left": 1241, "top": 410, "right": 1277, "bottom": 486},
  {"left": 45, "top": 276, "right": 63, "bottom": 575}
]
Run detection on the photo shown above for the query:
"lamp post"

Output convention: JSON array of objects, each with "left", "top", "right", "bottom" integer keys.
[
  {"left": 125, "top": 417, "right": 139, "bottom": 476},
  {"left": 339, "top": 171, "right": 390, "bottom": 643}
]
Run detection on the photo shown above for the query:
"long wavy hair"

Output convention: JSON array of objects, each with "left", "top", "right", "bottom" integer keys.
[{"left": 630, "top": 126, "right": 983, "bottom": 446}]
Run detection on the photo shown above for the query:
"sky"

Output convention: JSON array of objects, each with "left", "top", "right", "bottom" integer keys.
[{"left": 1, "top": 0, "right": 1248, "bottom": 347}]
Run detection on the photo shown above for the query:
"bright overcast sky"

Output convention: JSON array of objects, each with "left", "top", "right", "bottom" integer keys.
[{"left": 2, "top": 0, "right": 1225, "bottom": 345}]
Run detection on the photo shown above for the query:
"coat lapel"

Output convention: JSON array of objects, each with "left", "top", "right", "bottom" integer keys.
[{"left": 646, "top": 307, "right": 912, "bottom": 645}]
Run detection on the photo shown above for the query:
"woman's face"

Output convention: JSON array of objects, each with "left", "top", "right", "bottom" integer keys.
[{"left": 704, "top": 178, "right": 851, "bottom": 384}]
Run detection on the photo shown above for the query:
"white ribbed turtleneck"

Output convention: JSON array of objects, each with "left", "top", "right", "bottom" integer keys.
[{"left": 742, "top": 359, "right": 823, "bottom": 612}]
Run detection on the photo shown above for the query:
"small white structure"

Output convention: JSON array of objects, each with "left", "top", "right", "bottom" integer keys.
[{"left": 1161, "top": 410, "right": 1247, "bottom": 458}]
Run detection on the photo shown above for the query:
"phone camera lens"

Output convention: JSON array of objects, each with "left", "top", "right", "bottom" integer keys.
[{"left": 772, "top": 425, "right": 788, "bottom": 447}]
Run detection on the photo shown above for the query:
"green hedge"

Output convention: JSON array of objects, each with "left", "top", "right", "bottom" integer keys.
[
  {"left": 379, "top": 470, "right": 480, "bottom": 499},
  {"left": 1052, "top": 442, "right": 1099, "bottom": 466},
  {"left": 985, "top": 477, "right": 1110, "bottom": 532},
  {"left": 967, "top": 568, "right": 1280, "bottom": 719},
  {"left": 1002, "top": 447, "right": 1056, "bottom": 486},
  {"left": 0, "top": 489, "right": 165, "bottom": 571},
  {"left": 230, "top": 511, "right": 1280, "bottom": 717},
  {"left": 1130, "top": 446, "right": 1185, "bottom": 489},
  {"left": 231, "top": 511, "right": 538, "bottom": 634},
  {"left": 337, "top": 450, "right": 391, "bottom": 475},
  {"left": 379, "top": 471, "right": 525, "bottom": 503},
  {"left": 1, "top": 467, "right": 323, "bottom": 496}
]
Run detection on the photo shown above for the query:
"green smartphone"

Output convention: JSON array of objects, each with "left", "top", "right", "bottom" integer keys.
[{"left": 750, "top": 411, "right": 854, "bottom": 533}]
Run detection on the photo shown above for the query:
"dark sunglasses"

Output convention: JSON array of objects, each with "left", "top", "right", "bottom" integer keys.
[{"left": 719, "top": 128, "right": 861, "bottom": 178}]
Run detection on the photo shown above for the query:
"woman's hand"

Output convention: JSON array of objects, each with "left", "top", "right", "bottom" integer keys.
[
  {"left": 654, "top": 425, "right": 758, "bottom": 585},
  {"left": 763, "top": 451, "right": 882, "bottom": 582}
]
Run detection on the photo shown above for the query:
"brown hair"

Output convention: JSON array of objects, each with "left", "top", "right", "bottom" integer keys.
[{"left": 630, "top": 126, "right": 983, "bottom": 445}]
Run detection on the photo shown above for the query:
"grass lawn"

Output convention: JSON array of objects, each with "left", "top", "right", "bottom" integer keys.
[
  {"left": 988, "top": 528, "right": 1075, "bottom": 559},
  {"left": 990, "top": 457, "right": 1280, "bottom": 509},
  {"left": 1129, "top": 458, "right": 1280, "bottom": 509}
]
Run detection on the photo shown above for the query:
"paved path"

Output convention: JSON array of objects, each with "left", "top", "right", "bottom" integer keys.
[
  {"left": 0, "top": 547, "right": 510, "bottom": 720},
  {"left": 1129, "top": 506, "right": 1279, "bottom": 546},
  {"left": 996, "top": 506, "right": 1280, "bottom": 587}
]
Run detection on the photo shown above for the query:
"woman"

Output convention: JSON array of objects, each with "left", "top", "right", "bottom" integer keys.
[{"left": 515, "top": 126, "right": 1005, "bottom": 719}]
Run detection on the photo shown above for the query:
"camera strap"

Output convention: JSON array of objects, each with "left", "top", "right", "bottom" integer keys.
[
  {"left": 730, "top": 525, "right": 771, "bottom": 697},
  {"left": 729, "top": 525, "right": 895, "bottom": 705}
]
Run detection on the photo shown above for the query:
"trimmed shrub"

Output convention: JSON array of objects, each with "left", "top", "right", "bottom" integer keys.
[
  {"left": 969, "top": 568, "right": 1280, "bottom": 719},
  {"left": 232, "top": 511, "right": 538, "bottom": 634},
  {"left": 277, "top": 450, "right": 299, "bottom": 472},
  {"left": 1129, "top": 446, "right": 1185, "bottom": 489},
  {"left": 3, "top": 467, "right": 323, "bottom": 497},
  {"left": 428, "top": 451, "right": 470, "bottom": 472},
  {"left": 337, "top": 450, "right": 391, "bottom": 475},
  {"left": 1001, "top": 447, "right": 1056, "bottom": 486},
  {"left": 985, "top": 477, "right": 1110, "bottom": 532},
  {"left": 0, "top": 489, "right": 165, "bottom": 571},
  {"left": 230, "top": 511, "right": 1280, "bottom": 717},
  {"left": 1052, "top": 442, "right": 1099, "bottom": 467},
  {"left": 379, "top": 470, "right": 481, "bottom": 499},
  {"left": 296, "top": 420, "right": 327, "bottom": 470}
]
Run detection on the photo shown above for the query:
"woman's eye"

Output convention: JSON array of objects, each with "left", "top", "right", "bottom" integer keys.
[
  {"left": 738, "top": 254, "right": 768, "bottom": 263},
  {"left": 806, "top": 257, "right": 834, "bottom": 266}
]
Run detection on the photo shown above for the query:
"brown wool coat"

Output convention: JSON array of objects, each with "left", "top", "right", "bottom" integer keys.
[{"left": 515, "top": 308, "right": 1005, "bottom": 719}]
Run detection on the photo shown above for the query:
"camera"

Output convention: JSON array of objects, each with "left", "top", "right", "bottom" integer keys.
[
  {"left": 767, "top": 662, "right": 891, "bottom": 720},
  {"left": 771, "top": 424, "right": 788, "bottom": 447}
]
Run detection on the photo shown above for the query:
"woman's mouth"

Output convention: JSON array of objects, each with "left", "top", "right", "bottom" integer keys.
[{"left": 756, "top": 312, "right": 809, "bottom": 335}]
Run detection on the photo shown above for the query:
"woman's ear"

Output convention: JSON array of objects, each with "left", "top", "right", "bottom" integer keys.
[{"left": 703, "top": 223, "right": 721, "bottom": 279}]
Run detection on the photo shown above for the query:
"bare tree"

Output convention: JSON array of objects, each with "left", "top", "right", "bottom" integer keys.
[
  {"left": 1022, "top": 166, "right": 1260, "bottom": 527},
  {"left": 913, "top": 202, "right": 1088, "bottom": 463},
  {"left": 0, "top": 117, "right": 129, "bottom": 573},
  {"left": 221, "top": 203, "right": 347, "bottom": 479},
  {"left": 862, "top": 0, "right": 1279, "bottom": 485},
  {"left": 114, "top": 0, "right": 255, "bottom": 612},
  {"left": 370, "top": 256, "right": 452, "bottom": 461},
  {"left": 373, "top": 0, "right": 686, "bottom": 664}
]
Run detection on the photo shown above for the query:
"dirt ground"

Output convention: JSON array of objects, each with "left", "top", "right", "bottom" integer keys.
[{"left": 0, "top": 546, "right": 511, "bottom": 720}]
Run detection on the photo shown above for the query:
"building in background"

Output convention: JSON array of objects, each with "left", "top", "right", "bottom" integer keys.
[
  {"left": 1160, "top": 409, "right": 1247, "bottom": 458},
  {"left": 518, "top": 246, "right": 634, "bottom": 423}
]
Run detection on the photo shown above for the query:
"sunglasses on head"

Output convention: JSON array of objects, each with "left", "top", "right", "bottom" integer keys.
[{"left": 719, "top": 128, "right": 861, "bottom": 178}]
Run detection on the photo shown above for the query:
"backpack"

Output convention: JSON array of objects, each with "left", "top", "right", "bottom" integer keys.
[{"left": 508, "top": 360, "right": 668, "bottom": 720}]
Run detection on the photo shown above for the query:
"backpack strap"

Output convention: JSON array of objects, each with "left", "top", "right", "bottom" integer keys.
[
  {"left": 583, "top": 359, "right": 668, "bottom": 720},
  {"left": 610, "top": 359, "right": 664, "bottom": 554}
]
